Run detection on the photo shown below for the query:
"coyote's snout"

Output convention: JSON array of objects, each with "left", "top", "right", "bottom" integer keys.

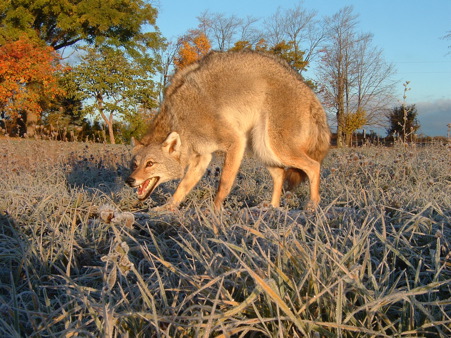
[
  {"left": 127, "top": 51, "right": 330, "bottom": 210},
  {"left": 126, "top": 132, "right": 184, "bottom": 200}
]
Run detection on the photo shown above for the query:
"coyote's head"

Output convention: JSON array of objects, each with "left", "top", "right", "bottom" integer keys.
[{"left": 126, "top": 132, "right": 184, "bottom": 200}]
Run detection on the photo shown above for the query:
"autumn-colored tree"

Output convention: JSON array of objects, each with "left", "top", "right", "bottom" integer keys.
[
  {"left": 343, "top": 108, "right": 367, "bottom": 146},
  {"left": 270, "top": 40, "right": 308, "bottom": 73},
  {"left": 229, "top": 39, "right": 309, "bottom": 75},
  {"left": 174, "top": 32, "right": 211, "bottom": 69},
  {"left": 229, "top": 39, "right": 267, "bottom": 52},
  {"left": 0, "top": 36, "right": 65, "bottom": 136},
  {"left": 1, "top": 0, "right": 164, "bottom": 140}
]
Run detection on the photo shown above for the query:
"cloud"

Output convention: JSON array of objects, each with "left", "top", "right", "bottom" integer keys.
[{"left": 416, "top": 99, "right": 451, "bottom": 136}]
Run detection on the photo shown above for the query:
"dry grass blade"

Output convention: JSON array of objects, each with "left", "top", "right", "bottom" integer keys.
[
  {"left": 222, "top": 240, "right": 309, "bottom": 335},
  {"left": 1, "top": 140, "right": 450, "bottom": 336}
]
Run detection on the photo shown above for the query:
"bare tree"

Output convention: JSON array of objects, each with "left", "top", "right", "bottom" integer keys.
[
  {"left": 352, "top": 35, "right": 396, "bottom": 126},
  {"left": 443, "top": 30, "right": 451, "bottom": 54},
  {"left": 239, "top": 16, "right": 263, "bottom": 46},
  {"left": 197, "top": 11, "right": 243, "bottom": 51},
  {"left": 264, "top": 8, "right": 286, "bottom": 46},
  {"left": 263, "top": 4, "right": 325, "bottom": 71},
  {"left": 194, "top": 5, "right": 324, "bottom": 68},
  {"left": 197, "top": 11, "right": 263, "bottom": 51},
  {"left": 154, "top": 39, "right": 180, "bottom": 103},
  {"left": 317, "top": 6, "right": 396, "bottom": 146},
  {"left": 316, "top": 6, "right": 357, "bottom": 146}
]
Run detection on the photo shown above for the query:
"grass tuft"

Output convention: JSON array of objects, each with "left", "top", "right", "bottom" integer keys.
[{"left": 0, "top": 139, "right": 450, "bottom": 336}]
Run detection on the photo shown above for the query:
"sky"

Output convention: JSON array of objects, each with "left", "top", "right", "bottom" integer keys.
[{"left": 154, "top": 0, "right": 451, "bottom": 137}]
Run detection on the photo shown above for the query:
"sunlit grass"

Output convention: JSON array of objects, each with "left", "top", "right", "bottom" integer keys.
[{"left": 0, "top": 139, "right": 450, "bottom": 336}]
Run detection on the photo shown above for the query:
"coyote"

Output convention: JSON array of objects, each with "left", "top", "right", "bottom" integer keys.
[{"left": 126, "top": 51, "right": 330, "bottom": 210}]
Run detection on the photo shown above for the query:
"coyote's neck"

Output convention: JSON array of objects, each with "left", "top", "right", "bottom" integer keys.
[{"left": 141, "top": 108, "right": 173, "bottom": 145}]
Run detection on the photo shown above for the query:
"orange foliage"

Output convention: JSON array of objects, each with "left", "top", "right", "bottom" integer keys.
[
  {"left": 0, "top": 36, "right": 65, "bottom": 119},
  {"left": 174, "top": 32, "right": 211, "bottom": 69},
  {"left": 230, "top": 39, "right": 267, "bottom": 52}
]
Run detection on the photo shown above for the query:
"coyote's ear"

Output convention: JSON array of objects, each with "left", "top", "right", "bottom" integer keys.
[
  {"left": 162, "top": 132, "right": 181, "bottom": 157},
  {"left": 131, "top": 137, "right": 144, "bottom": 154}
]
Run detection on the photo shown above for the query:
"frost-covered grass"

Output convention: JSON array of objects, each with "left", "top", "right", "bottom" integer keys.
[{"left": 0, "top": 139, "right": 450, "bottom": 337}]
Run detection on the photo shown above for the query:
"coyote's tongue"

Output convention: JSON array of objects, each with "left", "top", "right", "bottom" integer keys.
[{"left": 138, "top": 179, "right": 150, "bottom": 196}]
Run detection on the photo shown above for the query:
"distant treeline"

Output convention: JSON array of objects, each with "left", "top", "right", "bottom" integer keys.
[{"left": 330, "top": 132, "right": 449, "bottom": 147}]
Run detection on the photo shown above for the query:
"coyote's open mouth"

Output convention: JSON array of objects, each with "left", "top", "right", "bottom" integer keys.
[{"left": 137, "top": 177, "right": 160, "bottom": 200}]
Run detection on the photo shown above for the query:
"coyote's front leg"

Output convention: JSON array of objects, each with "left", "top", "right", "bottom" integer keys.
[
  {"left": 214, "top": 141, "right": 246, "bottom": 210},
  {"left": 158, "top": 153, "right": 212, "bottom": 210}
]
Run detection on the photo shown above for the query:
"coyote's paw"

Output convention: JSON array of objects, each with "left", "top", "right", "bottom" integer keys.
[
  {"left": 305, "top": 200, "right": 319, "bottom": 213},
  {"left": 152, "top": 203, "right": 178, "bottom": 213},
  {"left": 255, "top": 201, "right": 279, "bottom": 211}
]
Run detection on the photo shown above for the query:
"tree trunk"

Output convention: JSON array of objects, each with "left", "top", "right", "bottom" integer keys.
[
  {"left": 337, "top": 124, "right": 344, "bottom": 147},
  {"left": 26, "top": 111, "right": 39, "bottom": 138},
  {"left": 336, "top": 78, "right": 345, "bottom": 147},
  {"left": 97, "top": 93, "right": 116, "bottom": 144},
  {"left": 107, "top": 119, "right": 115, "bottom": 144}
]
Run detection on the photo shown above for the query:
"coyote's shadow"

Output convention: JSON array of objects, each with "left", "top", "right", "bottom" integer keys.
[{"left": 66, "top": 159, "right": 129, "bottom": 195}]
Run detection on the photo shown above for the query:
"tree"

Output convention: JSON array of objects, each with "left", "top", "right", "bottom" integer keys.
[
  {"left": 230, "top": 39, "right": 310, "bottom": 75},
  {"left": 197, "top": 12, "right": 244, "bottom": 51},
  {"left": 154, "top": 40, "right": 180, "bottom": 103},
  {"left": 1, "top": 0, "right": 164, "bottom": 140},
  {"left": 317, "top": 7, "right": 358, "bottom": 147},
  {"left": 116, "top": 106, "right": 155, "bottom": 143},
  {"left": 174, "top": 31, "right": 211, "bottom": 69},
  {"left": 352, "top": 34, "right": 396, "bottom": 126},
  {"left": 197, "top": 11, "right": 263, "bottom": 51},
  {"left": 270, "top": 40, "right": 308, "bottom": 73},
  {"left": 0, "top": 36, "right": 66, "bottom": 136},
  {"left": 196, "top": 6, "right": 322, "bottom": 73},
  {"left": 443, "top": 30, "right": 451, "bottom": 53},
  {"left": 387, "top": 104, "right": 420, "bottom": 143},
  {"left": 317, "top": 6, "right": 395, "bottom": 146},
  {"left": 69, "top": 46, "right": 158, "bottom": 144},
  {"left": 263, "top": 4, "right": 325, "bottom": 74},
  {"left": 342, "top": 108, "right": 367, "bottom": 146},
  {"left": 193, "top": 6, "right": 324, "bottom": 77},
  {"left": 0, "top": 0, "right": 161, "bottom": 53},
  {"left": 229, "top": 39, "right": 267, "bottom": 52},
  {"left": 387, "top": 81, "right": 419, "bottom": 143}
]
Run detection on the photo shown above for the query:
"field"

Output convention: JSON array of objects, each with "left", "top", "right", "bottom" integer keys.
[{"left": 0, "top": 138, "right": 450, "bottom": 337}]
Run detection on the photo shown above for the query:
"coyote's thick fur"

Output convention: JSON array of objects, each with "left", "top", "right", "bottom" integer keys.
[{"left": 126, "top": 51, "right": 330, "bottom": 210}]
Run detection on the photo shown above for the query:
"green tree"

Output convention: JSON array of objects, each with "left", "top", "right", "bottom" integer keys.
[
  {"left": 387, "top": 104, "right": 420, "bottom": 143},
  {"left": 116, "top": 107, "right": 155, "bottom": 143},
  {"left": 0, "top": 0, "right": 160, "bottom": 53},
  {"left": 69, "top": 46, "right": 158, "bottom": 144}
]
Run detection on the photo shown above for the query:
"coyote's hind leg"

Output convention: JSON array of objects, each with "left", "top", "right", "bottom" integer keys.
[
  {"left": 266, "top": 166, "right": 285, "bottom": 208},
  {"left": 278, "top": 151, "right": 321, "bottom": 210}
]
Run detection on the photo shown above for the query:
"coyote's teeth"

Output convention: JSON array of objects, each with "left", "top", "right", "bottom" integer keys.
[{"left": 136, "top": 177, "right": 159, "bottom": 200}]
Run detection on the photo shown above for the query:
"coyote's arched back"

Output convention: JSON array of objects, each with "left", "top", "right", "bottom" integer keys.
[{"left": 127, "top": 51, "right": 331, "bottom": 210}]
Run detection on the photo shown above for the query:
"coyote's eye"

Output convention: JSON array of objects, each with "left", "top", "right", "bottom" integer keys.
[
  {"left": 132, "top": 162, "right": 138, "bottom": 170},
  {"left": 146, "top": 161, "right": 154, "bottom": 168}
]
